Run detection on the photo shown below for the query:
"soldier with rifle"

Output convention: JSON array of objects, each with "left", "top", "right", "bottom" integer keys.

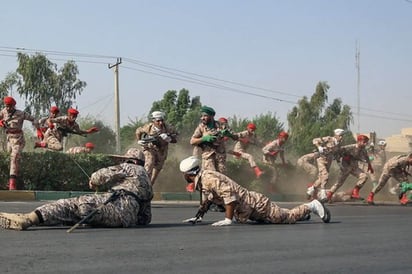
[
  {"left": 135, "top": 111, "right": 178, "bottom": 185},
  {"left": 0, "top": 96, "right": 41, "bottom": 190},
  {"left": 34, "top": 108, "right": 99, "bottom": 151},
  {"left": 0, "top": 148, "right": 153, "bottom": 231}
]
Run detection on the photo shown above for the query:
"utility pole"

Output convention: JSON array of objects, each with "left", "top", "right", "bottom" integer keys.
[
  {"left": 355, "top": 41, "right": 360, "bottom": 134},
  {"left": 108, "top": 57, "right": 122, "bottom": 154}
]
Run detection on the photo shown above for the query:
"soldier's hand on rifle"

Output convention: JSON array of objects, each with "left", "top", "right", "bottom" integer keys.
[
  {"left": 318, "top": 146, "right": 325, "bottom": 154},
  {"left": 201, "top": 135, "right": 217, "bottom": 143},
  {"left": 87, "top": 126, "right": 99, "bottom": 134},
  {"left": 160, "top": 133, "right": 172, "bottom": 143}
]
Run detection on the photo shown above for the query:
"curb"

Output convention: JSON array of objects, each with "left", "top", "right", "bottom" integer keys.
[{"left": 0, "top": 190, "right": 306, "bottom": 202}]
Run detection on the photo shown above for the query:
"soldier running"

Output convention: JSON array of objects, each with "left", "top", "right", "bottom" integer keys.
[
  {"left": 34, "top": 108, "right": 99, "bottom": 151},
  {"left": 135, "top": 111, "right": 178, "bottom": 185},
  {"left": 0, "top": 96, "right": 41, "bottom": 190}
]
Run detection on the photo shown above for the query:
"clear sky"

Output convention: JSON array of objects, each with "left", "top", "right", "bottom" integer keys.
[{"left": 1, "top": 0, "right": 411, "bottom": 138}]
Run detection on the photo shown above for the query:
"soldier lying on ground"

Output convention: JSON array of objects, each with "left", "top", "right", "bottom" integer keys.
[
  {"left": 0, "top": 148, "right": 153, "bottom": 231},
  {"left": 179, "top": 156, "right": 331, "bottom": 226}
]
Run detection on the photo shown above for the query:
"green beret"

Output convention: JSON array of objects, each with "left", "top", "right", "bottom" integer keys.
[{"left": 200, "top": 106, "right": 216, "bottom": 116}]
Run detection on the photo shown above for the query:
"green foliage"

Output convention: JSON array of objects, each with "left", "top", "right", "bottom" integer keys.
[
  {"left": 0, "top": 152, "right": 115, "bottom": 191},
  {"left": 2, "top": 53, "right": 86, "bottom": 117},
  {"left": 66, "top": 116, "right": 117, "bottom": 154},
  {"left": 287, "top": 81, "right": 353, "bottom": 155}
]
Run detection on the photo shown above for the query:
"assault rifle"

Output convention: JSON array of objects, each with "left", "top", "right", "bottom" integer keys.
[
  {"left": 137, "top": 133, "right": 177, "bottom": 146},
  {"left": 57, "top": 127, "right": 87, "bottom": 137}
]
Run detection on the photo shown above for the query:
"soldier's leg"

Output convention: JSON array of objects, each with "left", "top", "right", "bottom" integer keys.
[
  {"left": 44, "top": 136, "right": 63, "bottom": 151},
  {"left": 143, "top": 150, "right": 155, "bottom": 179},
  {"left": 350, "top": 167, "right": 368, "bottom": 199}
]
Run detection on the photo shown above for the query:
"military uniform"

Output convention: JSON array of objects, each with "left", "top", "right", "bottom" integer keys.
[
  {"left": 191, "top": 120, "right": 234, "bottom": 174},
  {"left": 135, "top": 122, "right": 177, "bottom": 184},
  {"left": 262, "top": 138, "right": 285, "bottom": 165},
  {"left": 297, "top": 152, "right": 319, "bottom": 180},
  {"left": 0, "top": 161, "right": 153, "bottom": 230},
  {"left": 196, "top": 169, "right": 312, "bottom": 224},
  {"left": 0, "top": 106, "right": 38, "bottom": 185},
  {"left": 232, "top": 129, "right": 260, "bottom": 168},
  {"left": 43, "top": 115, "right": 87, "bottom": 151},
  {"left": 329, "top": 143, "right": 370, "bottom": 194}
]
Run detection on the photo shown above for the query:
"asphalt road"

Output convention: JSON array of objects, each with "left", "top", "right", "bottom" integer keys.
[{"left": 0, "top": 201, "right": 411, "bottom": 274}]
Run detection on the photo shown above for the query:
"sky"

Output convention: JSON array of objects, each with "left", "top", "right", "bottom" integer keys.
[{"left": 0, "top": 0, "right": 411, "bottom": 139}]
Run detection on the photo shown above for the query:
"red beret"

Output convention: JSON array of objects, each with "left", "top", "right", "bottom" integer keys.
[
  {"left": 50, "top": 106, "right": 60, "bottom": 114},
  {"left": 85, "top": 142, "right": 95, "bottom": 149},
  {"left": 357, "top": 135, "right": 369, "bottom": 142},
  {"left": 278, "top": 131, "right": 289, "bottom": 139},
  {"left": 4, "top": 96, "right": 16, "bottom": 106},
  {"left": 247, "top": 123, "right": 256, "bottom": 130},
  {"left": 68, "top": 108, "right": 79, "bottom": 115},
  {"left": 218, "top": 117, "right": 228, "bottom": 123}
]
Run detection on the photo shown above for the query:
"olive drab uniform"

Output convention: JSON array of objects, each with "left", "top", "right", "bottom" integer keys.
[
  {"left": 0, "top": 107, "right": 38, "bottom": 179},
  {"left": 192, "top": 120, "right": 235, "bottom": 174},
  {"left": 35, "top": 162, "right": 153, "bottom": 227},
  {"left": 195, "top": 170, "right": 311, "bottom": 224},
  {"left": 232, "top": 129, "right": 260, "bottom": 168},
  {"left": 135, "top": 122, "right": 177, "bottom": 184},
  {"left": 329, "top": 143, "right": 370, "bottom": 194}
]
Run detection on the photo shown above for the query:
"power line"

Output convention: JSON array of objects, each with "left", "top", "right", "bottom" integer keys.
[{"left": 0, "top": 46, "right": 411, "bottom": 121}]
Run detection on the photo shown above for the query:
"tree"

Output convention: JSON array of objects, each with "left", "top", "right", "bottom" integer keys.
[
  {"left": 287, "top": 81, "right": 353, "bottom": 155},
  {"left": 149, "top": 88, "right": 202, "bottom": 134},
  {"left": 0, "top": 53, "right": 86, "bottom": 117},
  {"left": 66, "top": 116, "right": 116, "bottom": 154}
]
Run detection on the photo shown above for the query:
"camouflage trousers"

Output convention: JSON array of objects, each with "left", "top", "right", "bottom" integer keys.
[
  {"left": 6, "top": 133, "right": 25, "bottom": 176},
  {"left": 143, "top": 148, "right": 167, "bottom": 179},
  {"left": 313, "top": 156, "right": 333, "bottom": 189},
  {"left": 45, "top": 135, "right": 63, "bottom": 151},
  {"left": 36, "top": 192, "right": 151, "bottom": 227},
  {"left": 234, "top": 151, "right": 257, "bottom": 168},
  {"left": 245, "top": 203, "right": 310, "bottom": 224},
  {"left": 202, "top": 151, "right": 227, "bottom": 174}
]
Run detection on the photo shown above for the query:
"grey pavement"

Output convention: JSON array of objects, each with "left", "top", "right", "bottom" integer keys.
[{"left": 0, "top": 201, "right": 411, "bottom": 274}]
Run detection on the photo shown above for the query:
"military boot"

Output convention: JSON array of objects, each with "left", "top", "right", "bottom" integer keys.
[
  {"left": 366, "top": 192, "right": 375, "bottom": 205},
  {"left": 253, "top": 166, "right": 264, "bottom": 179},
  {"left": 0, "top": 212, "right": 39, "bottom": 231}
]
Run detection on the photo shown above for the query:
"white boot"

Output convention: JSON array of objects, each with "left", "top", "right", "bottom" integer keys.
[
  {"left": 0, "top": 212, "right": 39, "bottom": 231},
  {"left": 305, "top": 199, "right": 331, "bottom": 223}
]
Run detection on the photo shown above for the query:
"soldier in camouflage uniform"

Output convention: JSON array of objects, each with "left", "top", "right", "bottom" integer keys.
[
  {"left": 34, "top": 108, "right": 99, "bottom": 151},
  {"left": 327, "top": 135, "right": 373, "bottom": 202},
  {"left": 231, "top": 123, "right": 264, "bottom": 178},
  {"left": 310, "top": 129, "right": 345, "bottom": 202},
  {"left": 38, "top": 106, "right": 60, "bottom": 140},
  {"left": 0, "top": 148, "right": 153, "bottom": 231},
  {"left": 135, "top": 111, "right": 178, "bottom": 185},
  {"left": 262, "top": 131, "right": 289, "bottom": 166},
  {"left": 190, "top": 106, "right": 238, "bottom": 174},
  {"left": 297, "top": 152, "right": 319, "bottom": 199},
  {"left": 66, "top": 142, "right": 95, "bottom": 154},
  {"left": 366, "top": 153, "right": 412, "bottom": 205},
  {"left": 0, "top": 96, "right": 41, "bottom": 190},
  {"left": 179, "top": 156, "right": 331, "bottom": 226}
]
